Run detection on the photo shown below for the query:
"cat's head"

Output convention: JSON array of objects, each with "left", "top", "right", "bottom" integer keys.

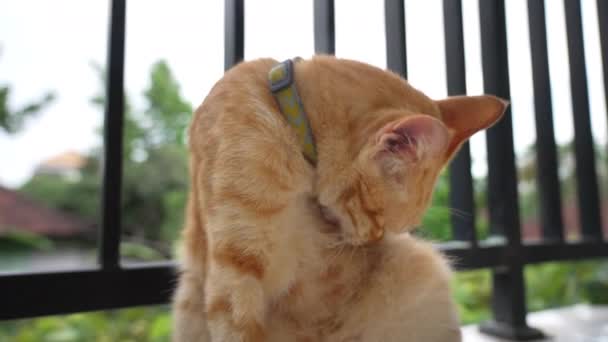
[{"left": 311, "top": 59, "right": 506, "bottom": 245}]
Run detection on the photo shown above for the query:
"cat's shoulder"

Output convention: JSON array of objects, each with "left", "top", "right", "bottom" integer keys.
[
  {"left": 189, "top": 58, "right": 283, "bottom": 146},
  {"left": 195, "top": 57, "right": 278, "bottom": 112}
]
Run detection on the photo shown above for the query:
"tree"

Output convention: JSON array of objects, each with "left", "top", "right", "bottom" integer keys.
[
  {"left": 20, "top": 60, "right": 191, "bottom": 257},
  {"left": 116, "top": 61, "right": 191, "bottom": 246},
  {"left": 0, "top": 51, "right": 55, "bottom": 134},
  {"left": 0, "top": 87, "right": 55, "bottom": 134},
  {"left": 20, "top": 157, "right": 101, "bottom": 224},
  {"left": 143, "top": 61, "right": 192, "bottom": 147},
  {"left": 89, "top": 60, "right": 192, "bottom": 250},
  {"left": 0, "top": 49, "right": 55, "bottom": 134}
]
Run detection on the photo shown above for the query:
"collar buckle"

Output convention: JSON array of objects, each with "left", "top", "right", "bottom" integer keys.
[{"left": 269, "top": 59, "right": 294, "bottom": 93}]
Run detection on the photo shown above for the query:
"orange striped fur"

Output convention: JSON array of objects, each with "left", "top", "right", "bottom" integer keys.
[{"left": 173, "top": 55, "right": 506, "bottom": 341}]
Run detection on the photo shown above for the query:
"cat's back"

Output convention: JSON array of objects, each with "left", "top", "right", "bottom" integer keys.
[
  {"left": 187, "top": 57, "right": 314, "bottom": 220},
  {"left": 189, "top": 58, "right": 280, "bottom": 154}
]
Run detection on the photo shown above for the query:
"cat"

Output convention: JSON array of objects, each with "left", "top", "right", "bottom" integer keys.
[{"left": 172, "top": 55, "right": 506, "bottom": 342}]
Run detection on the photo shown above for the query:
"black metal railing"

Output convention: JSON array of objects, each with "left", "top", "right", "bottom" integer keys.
[{"left": 1, "top": 0, "right": 607, "bottom": 340}]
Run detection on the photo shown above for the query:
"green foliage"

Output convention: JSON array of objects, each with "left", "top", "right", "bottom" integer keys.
[
  {"left": 143, "top": 61, "right": 192, "bottom": 147},
  {"left": 19, "top": 60, "right": 191, "bottom": 258},
  {"left": 121, "top": 144, "right": 188, "bottom": 244},
  {"left": 453, "top": 260, "right": 608, "bottom": 325},
  {"left": 161, "top": 188, "right": 188, "bottom": 244},
  {"left": 0, "top": 306, "right": 171, "bottom": 342},
  {"left": 0, "top": 85, "right": 55, "bottom": 134},
  {"left": 421, "top": 171, "right": 452, "bottom": 241},
  {"left": 421, "top": 171, "right": 491, "bottom": 242},
  {"left": 114, "top": 61, "right": 190, "bottom": 251},
  {"left": 585, "top": 280, "right": 608, "bottom": 304},
  {"left": 0, "top": 230, "right": 55, "bottom": 253},
  {"left": 453, "top": 270, "right": 492, "bottom": 324},
  {"left": 20, "top": 171, "right": 100, "bottom": 224},
  {"left": 89, "top": 61, "right": 143, "bottom": 161},
  {"left": 473, "top": 178, "right": 491, "bottom": 241},
  {"left": 120, "top": 242, "right": 167, "bottom": 261},
  {"left": 526, "top": 261, "right": 608, "bottom": 310},
  {"left": 92, "top": 60, "right": 191, "bottom": 249}
]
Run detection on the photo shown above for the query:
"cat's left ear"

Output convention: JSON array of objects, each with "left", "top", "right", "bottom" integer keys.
[{"left": 436, "top": 95, "right": 508, "bottom": 157}]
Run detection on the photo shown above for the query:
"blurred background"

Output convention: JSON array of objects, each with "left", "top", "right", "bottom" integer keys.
[{"left": 0, "top": 0, "right": 607, "bottom": 340}]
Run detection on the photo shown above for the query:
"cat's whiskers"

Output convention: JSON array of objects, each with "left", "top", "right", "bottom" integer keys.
[
  {"left": 326, "top": 239, "right": 348, "bottom": 266},
  {"left": 427, "top": 205, "right": 472, "bottom": 219},
  {"left": 444, "top": 206, "right": 472, "bottom": 217},
  {"left": 347, "top": 241, "right": 358, "bottom": 266},
  {"left": 324, "top": 232, "right": 345, "bottom": 248},
  {"left": 361, "top": 244, "right": 370, "bottom": 275}
]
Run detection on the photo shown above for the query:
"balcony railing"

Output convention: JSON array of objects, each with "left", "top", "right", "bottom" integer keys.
[{"left": 1, "top": 0, "right": 607, "bottom": 340}]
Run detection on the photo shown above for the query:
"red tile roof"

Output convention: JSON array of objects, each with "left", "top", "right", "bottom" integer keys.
[{"left": 0, "top": 186, "right": 93, "bottom": 237}]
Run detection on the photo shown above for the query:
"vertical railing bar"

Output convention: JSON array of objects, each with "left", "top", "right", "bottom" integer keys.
[
  {"left": 443, "top": 0, "right": 477, "bottom": 247},
  {"left": 313, "top": 0, "right": 335, "bottom": 54},
  {"left": 598, "top": 0, "right": 608, "bottom": 214},
  {"left": 384, "top": 0, "right": 407, "bottom": 78},
  {"left": 99, "top": 0, "right": 126, "bottom": 270},
  {"left": 564, "top": 0, "right": 603, "bottom": 241},
  {"left": 479, "top": 0, "right": 521, "bottom": 248},
  {"left": 527, "top": 0, "right": 565, "bottom": 243},
  {"left": 477, "top": 0, "right": 544, "bottom": 339},
  {"left": 224, "top": 0, "right": 244, "bottom": 71}
]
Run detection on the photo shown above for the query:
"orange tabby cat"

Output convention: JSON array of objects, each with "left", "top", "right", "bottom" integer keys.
[{"left": 173, "top": 55, "right": 506, "bottom": 342}]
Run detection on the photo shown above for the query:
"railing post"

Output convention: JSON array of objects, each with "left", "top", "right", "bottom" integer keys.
[
  {"left": 528, "top": 0, "right": 565, "bottom": 242},
  {"left": 314, "top": 0, "right": 335, "bottom": 55},
  {"left": 477, "top": 0, "right": 544, "bottom": 339},
  {"left": 443, "top": 0, "right": 477, "bottom": 246},
  {"left": 225, "top": 0, "right": 244, "bottom": 70},
  {"left": 564, "top": 0, "right": 603, "bottom": 241},
  {"left": 384, "top": 0, "right": 407, "bottom": 77},
  {"left": 99, "top": 0, "right": 126, "bottom": 270},
  {"left": 600, "top": 0, "right": 608, "bottom": 149}
]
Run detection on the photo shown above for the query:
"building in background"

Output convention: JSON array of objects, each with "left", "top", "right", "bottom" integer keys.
[
  {"left": 0, "top": 185, "right": 93, "bottom": 239},
  {"left": 34, "top": 151, "right": 87, "bottom": 182}
]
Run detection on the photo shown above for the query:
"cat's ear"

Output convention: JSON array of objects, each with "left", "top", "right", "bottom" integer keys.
[
  {"left": 436, "top": 95, "right": 508, "bottom": 157},
  {"left": 374, "top": 115, "right": 449, "bottom": 163}
]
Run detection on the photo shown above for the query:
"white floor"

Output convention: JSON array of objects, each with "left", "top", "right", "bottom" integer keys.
[{"left": 462, "top": 305, "right": 608, "bottom": 341}]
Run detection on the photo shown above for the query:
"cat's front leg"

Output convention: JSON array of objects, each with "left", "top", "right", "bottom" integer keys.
[
  {"left": 205, "top": 240, "right": 269, "bottom": 342},
  {"left": 173, "top": 273, "right": 211, "bottom": 342}
]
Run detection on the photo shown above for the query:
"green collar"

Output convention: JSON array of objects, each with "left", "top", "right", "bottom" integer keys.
[{"left": 268, "top": 59, "right": 317, "bottom": 165}]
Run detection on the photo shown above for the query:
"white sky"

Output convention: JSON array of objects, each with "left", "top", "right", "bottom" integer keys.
[{"left": 0, "top": 0, "right": 606, "bottom": 188}]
